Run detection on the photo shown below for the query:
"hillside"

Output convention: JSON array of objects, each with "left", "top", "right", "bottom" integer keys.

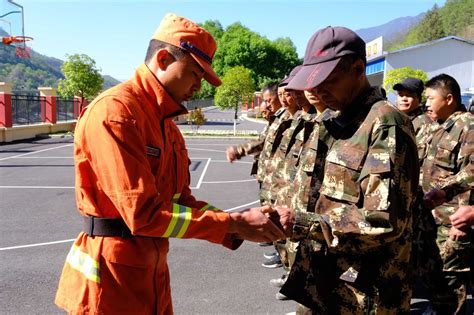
[
  {"left": 356, "top": 0, "right": 473, "bottom": 52},
  {"left": 356, "top": 13, "right": 425, "bottom": 46},
  {"left": 0, "top": 29, "right": 121, "bottom": 92}
]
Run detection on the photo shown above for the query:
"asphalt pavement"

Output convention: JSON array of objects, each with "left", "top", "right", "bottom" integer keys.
[
  {"left": 1, "top": 107, "right": 472, "bottom": 314},
  {"left": 0, "top": 133, "right": 297, "bottom": 314}
]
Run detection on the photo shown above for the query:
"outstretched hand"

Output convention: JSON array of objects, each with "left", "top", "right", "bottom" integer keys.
[
  {"left": 226, "top": 146, "right": 237, "bottom": 163},
  {"left": 450, "top": 205, "right": 474, "bottom": 232},
  {"left": 262, "top": 206, "right": 295, "bottom": 237},
  {"left": 228, "top": 206, "right": 286, "bottom": 242}
]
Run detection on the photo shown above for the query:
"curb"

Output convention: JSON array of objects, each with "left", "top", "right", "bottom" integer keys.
[
  {"left": 241, "top": 114, "right": 267, "bottom": 125},
  {"left": 37, "top": 132, "right": 74, "bottom": 139}
]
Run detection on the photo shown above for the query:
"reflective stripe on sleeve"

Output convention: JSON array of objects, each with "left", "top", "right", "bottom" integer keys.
[
  {"left": 66, "top": 244, "right": 100, "bottom": 283},
  {"left": 172, "top": 193, "right": 181, "bottom": 203},
  {"left": 200, "top": 203, "right": 220, "bottom": 212},
  {"left": 162, "top": 203, "right": 192, "bottom": 238}
]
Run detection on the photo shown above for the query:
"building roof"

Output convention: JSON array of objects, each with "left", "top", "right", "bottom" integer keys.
[{"left": 387, "top": 36, "right": 474, "bottom": 55}]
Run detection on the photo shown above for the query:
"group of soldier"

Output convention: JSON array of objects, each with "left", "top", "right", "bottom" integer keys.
[{"left": 227, "top": 26, "right": 473, "bottom": 314}]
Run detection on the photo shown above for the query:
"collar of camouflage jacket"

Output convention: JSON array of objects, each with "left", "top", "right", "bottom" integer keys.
[
  {"left": 331, "top": 86, "right": 386, "bottom": 128},
  {"left": 408, "top": 106, "right": 426, "bottom": 120}
]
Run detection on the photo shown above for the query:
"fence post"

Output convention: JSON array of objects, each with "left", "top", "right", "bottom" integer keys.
[
  {"left": 74, "top": 97, "right": 88, "bottom": 118},
  {"left": 38, "top": 87, "right": 57, "bottom": 124},
  {"left": 0, "top": 82, "right": 13, "bottom": 128}
]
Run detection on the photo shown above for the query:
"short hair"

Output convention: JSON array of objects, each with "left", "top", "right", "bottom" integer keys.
[
  {"left": 262, "top": 82, "right": 279, "bottom": 96},
  {"left": 144, "top": 39, "right": 187, "bottom": 64},
  {"left": 425, "top": 74, "right": 461, "bottom": 105}
]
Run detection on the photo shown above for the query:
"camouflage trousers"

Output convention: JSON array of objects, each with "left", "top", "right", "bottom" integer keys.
[
  {"left": 431, "top": 225, "right": 473, "bottom": 315},
  {"left": 275, "top": 239, "right": 299, "bottom": 272},
  {"left": 281, "top": 241, "right": 412, "bottom": 314}
]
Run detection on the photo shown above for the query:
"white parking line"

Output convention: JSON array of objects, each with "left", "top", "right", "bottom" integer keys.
[
  {"left": 225, "top": 200, "right": 260, "bottom": 213},
  {"left": 190, "top": 158, "right": 252, "bottom": 165},
  {"left": 0, "top": 238, "right": 76, "bottom": 251},
  {"left": 13, "top": 156, "right": 73, "bottom": 159},
  {"left": 202, "top": 179, "right": 256, "bottom": 184},
  {"left": 0, "top": 144, "right": 73, "bottom": 161},
  {"left": 0, "top": 200, "right": 260, "bottom": 250},
  {"left": 0, "top": 185, "right": 74, "bottom": 189},
  {"left": 187, "top": 147, "right": 225, "bottom": 153},
  {"left": 195, "top": 158, "right": 211, "bottom": 189},
  {"left": 210, "top": 160, "right": 252, "bottom": 164}
]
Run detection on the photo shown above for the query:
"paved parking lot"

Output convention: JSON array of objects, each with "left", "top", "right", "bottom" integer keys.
[
  {"left": 1, "top": 117, "right": 472, "bottom": 313},
  {"left": 0, "top": 136, "right": 297, "bottom": 314}
]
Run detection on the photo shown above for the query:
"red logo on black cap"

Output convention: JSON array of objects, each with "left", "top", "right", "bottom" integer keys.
[{"left": 313, "top": 49, "right": 329, "bottom": 57}]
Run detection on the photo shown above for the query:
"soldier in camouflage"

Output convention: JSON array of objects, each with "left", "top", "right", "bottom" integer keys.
[
  {"left": 226, "top": 82, "right": 282, "bottom": 183},
  {"left": 393, "top": 77, "right": 432, "bottom": 161},
  {"left": 263, "top": 66, "right": 317, "bottom": 297},
  {"left": 250, "top": 101, "right": 271, "bottom": 176},
  {"left": 258, "top": 80, "right": 300, "bottom": 204},
  {"left": 271, "top": 82, "right": 329, "bottom": 307},
  {"left": 268, "top": 27, "right": 419, "bottom": 314},
  {"left": 419, "top": 74, "right": 473, "bottom": 314}
]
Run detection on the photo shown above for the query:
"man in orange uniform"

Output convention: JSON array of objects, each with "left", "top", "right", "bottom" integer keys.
[{"left": 55, "top": 13, "right": 285, "bottom": 314}]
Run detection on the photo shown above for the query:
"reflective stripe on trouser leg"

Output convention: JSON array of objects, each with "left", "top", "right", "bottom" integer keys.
[{"left": 66, "top": 244, "right": 100, "bottom": 283}]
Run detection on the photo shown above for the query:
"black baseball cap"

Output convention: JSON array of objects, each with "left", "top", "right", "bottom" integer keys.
[
  {"left": 279, "top": 65, "right": 303, "bottom": 87},
  {"left": 287, "top": 26, "right": 366, "bottom": 91},
  {"left": 393, "top": 78, "right": 424, "bottom": 96}
]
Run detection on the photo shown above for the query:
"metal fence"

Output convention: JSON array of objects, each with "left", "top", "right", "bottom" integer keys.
[
  {"left": 183, "top": 99, "right": 214, "bottom": 110},
  {"left": 11, "top": 94, "right": 44, "bottom": 125},
  {"left": 56, "top": 97, "right": 75, "bottom": 122}
]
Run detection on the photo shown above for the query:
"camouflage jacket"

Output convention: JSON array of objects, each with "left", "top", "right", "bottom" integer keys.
[
  {"left": 421, "top": 109, "right": 474, "bottom": 225},
  {"left": 409, "top": 107, "right": 433, "bottom": 162},
  {"left": 283, "top": 87, "right": 419, "bottom": 312},
  {"left": 261, "top": 110, "right": 317, "bottom": 206},
  {"left": 249, "top": 124, "right": 270, "bottom": 176},
  {"left": 259, "top": 109, "right": 299, "bottom": 203},
  {"left": 256, "top": 107, "right": 288, "bottom": 185},
  {"left": 233, "top": 122, "right": 270, "bottom": 160}
]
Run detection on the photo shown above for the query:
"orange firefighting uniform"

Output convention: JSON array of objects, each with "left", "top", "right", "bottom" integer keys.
[{"left": 55, "top": 64, "right": 240, "bottom": 314}]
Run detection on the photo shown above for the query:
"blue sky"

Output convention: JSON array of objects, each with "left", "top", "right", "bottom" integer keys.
[{"left": 6, "top": 0, "right": 446, "bottom": 80}]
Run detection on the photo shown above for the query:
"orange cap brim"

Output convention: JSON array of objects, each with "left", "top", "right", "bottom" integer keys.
[{"left": 189, "top": 53, "right": 221, "bottom": 87}]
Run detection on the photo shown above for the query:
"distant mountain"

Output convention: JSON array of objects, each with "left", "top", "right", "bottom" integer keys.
[
  {"left": 0, "top": 27, "right": 121, "bottom": 92},
  {"left": 356, "top": 13, "right": 425, "bottom": 47},
  {"left": 102, "top": 74, "right": 121, "bottom": 90}
]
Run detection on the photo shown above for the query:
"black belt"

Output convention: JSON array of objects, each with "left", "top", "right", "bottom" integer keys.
[{"left": 83, "top": 216, "right": 132, "bottom": 238}]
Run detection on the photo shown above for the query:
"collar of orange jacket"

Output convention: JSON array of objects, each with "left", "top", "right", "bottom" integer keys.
[{"left": 133, "top": 64, "right": 189, "bottom": 119}]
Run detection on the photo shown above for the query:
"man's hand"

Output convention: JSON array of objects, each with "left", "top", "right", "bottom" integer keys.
[
  {"left": 450, "top": 205, "right": 474, "bottom": 232},
  {"left": 226, "top": 146, "right": 237, "bottom": 163},
  {"left": 228, "top": 207, "right": 286, "bottom": 242},
  {"left": 448, "top": 226, "right": 467, "bottom": 241},
  {"left": 262, "top": 206, "right": 295, "bottom": 237},
  {"left": 423, "top": 188, "right": 446, "bottom": 210}
]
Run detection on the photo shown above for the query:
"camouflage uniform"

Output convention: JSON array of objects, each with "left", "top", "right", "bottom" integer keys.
[
  {"left": 233, "top": 115, "right": 276, "bottom": 180},
  {"left": 258, "top": 108, "right": 294, "bottom": 204},
  {"left": 272, "top": 109, "right": 318, "bottom": 207},
  {"left": 409, "top": 107, "right": 433, "bottom": 162},
  {"left": 249, "top": 124, "right": 270, "bottom": 176},
  {"left": 420, "top": 107, "right": 474, "bottom": 314},
  {"left": 281, "top": 87, "right": 419, "bottom": 314},
  {"left": 262, "top": 109, "right": 317, "bottom": 269}
]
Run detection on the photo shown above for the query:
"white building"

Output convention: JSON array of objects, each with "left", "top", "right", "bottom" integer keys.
[{"left": 366, "top": 36, "right": 474, "bottom": 99}]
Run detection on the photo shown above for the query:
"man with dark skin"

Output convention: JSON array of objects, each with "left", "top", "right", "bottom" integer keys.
[{"left": 268, "top": 26, "right": 419, "bottom": 313}]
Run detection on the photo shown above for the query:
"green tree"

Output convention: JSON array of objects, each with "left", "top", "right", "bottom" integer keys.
[
  {"left": 383, "top": 67, "right": 428, "bottom": 97},
  {"left": 186, "top": 107, "right": 206, "bottom": 135},
  {"left": 58, "top": 54, "right": 103, "bottom": 108},
  {"left": 199, "top": 20, "right": 224, "bottom": 42},
  {"left": 197, "top": 21, "right": 299, "bottom": 99},
  {"left": 440, "top": 0, "right": 474, "bottom": 40},
  {"left": 214, "top": 66, "right": 255, "bottom": 134}
]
